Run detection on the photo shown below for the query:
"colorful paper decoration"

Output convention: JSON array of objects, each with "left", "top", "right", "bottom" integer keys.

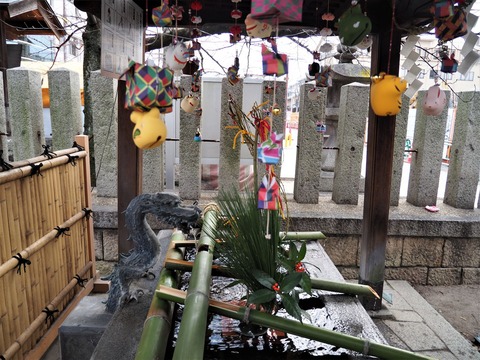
[
  {"left": 245, "top": 14, "right": 272, "bottom": 38},
  {"left": 422, "top": 84, "right": 447, "bottom": 116},
  {"left": 171, "top": 5, "right": 184, "bottom": 21},
  {"left": 257, "top": 132, "right": 284, "bottom": 164},
  {"left": 435, "top": 7, "right": 468, "bottom": 41},
  {"left": 441, "top": 53, "right": 458, "bottom": 73},
  {"left": 181, "top": 94, "right": 200, "bottom": 113},
  {"left": 165, "top": 42, "right": 189, "bottom": 71},
  {"left": 370, "top": 73, "right": 407, "bottom": 116},
  {"left": 124, "top": 61, "right": 174, "bottom": 113},
  {"left": 434, "top": 0, "right": 454, "bottom": 18},
  {"left": 194, "top": 128, "right": 202, "bottom": 142},
  {"left": 152, "top": 1, "right": 172, "bottom": 27},
  {"left": 258, "top": 175, "right": 280, "bottom": 210},
  {"left": 316, "top": 121, "right": 327, "bottom": 133},
  {"left": 228, "top": 56, "right": 240, "bottom": 85},
  {"left": 337, "top": 4, "right": 372, "bottom": 46},
  {"left": 130, "top": 108, "right": 167, "bottom": 149},
  {"left": 250, "top": 0, "right": 303, "bottom": 23},
  {"left": 315, "top": 66, "right": 332, "bottom": 87},
  {"left": 261, "top": 41, "right": 288, "bottom": 76}
]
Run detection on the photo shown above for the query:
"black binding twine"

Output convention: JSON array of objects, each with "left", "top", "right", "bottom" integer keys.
[
  {"left": 82, "top": 208, "right": 93, "bottom": 219},
  {"left": 42, "top": 307, "right": 59, "bottom": 324},
  {"left": 0, "top": 150, "right": 13, "bottom": 171},
  {"left": 72, "top": 141, "right": 84, "bottom": 151},
  {"left": 73, "top": 274, "right": 88, "bottom": 288},
  {"left": 29, "top": 163, "right": 43, "bottom": 177},
  {"left": 54, "top": 226, "right": 70, "bottom": 238},
  {"left": 41, "top": 144, "right": 57, "bottom": 159},
  {"left": 13, "top": 253, "right": 31, "bottom": 274},
  {"left": 65, "top": 153, "right": 79, "bottom": 166}
]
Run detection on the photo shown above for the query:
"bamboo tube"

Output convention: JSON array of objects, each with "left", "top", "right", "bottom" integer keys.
[
  {"left": 0, "top": 185, "right": 12, "bottom": 262},
  {"left": 311, "top": 278, "right": 380, "bottom": 299},
  {"left": 0, "top": 277, "right": 11, "bottom": 354},
  {"left": 0, "top": 211, "right": 86, "bottom": 279},
  {"left": 0, "top": 151, "right": 87, "bottom": 185},
  {"left": 279, "top": 231, "right": 327, "bottom": 240},
  {"left": 3, "top": 147, "right": 85, "bottom": 170},
  {"left": 136, "top": 231, "right": 186, "bottom": 360},
  {"left": 172, "top": 207, "right": 218, "bottom": 360},
  {"left": 1, "top": 262, "right": 92, "bottom": 360},
  {"left": 157, "top": 287, "right": 434, "bottom": 360}
]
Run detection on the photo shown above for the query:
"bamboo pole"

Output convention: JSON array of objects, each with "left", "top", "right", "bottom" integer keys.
[
  {"left": 157, "top": 286, "right": 434, "bottom": 360},
  {"left": 3, "top": 147, "right": 85, "bottom": 170},
  {"left": 164, "top": 260, "right": 379, "bottom": 299},
  {"left": 135, "top": 230, "right": 185, "bottom": 360},
  {"left": 1, "top": 262, "right": 93, "bottom": 360},
  {"left": 279, "top": 231, "right": 327, "bottom": 240},
  {"left": 0, "top": 211, "right": 87, "bottom": 279},
  {"left": 0, "top": 151, "right": 87, "bottom": 185},
  {"left": 172, "top": 206, "right": 218, "bottom": 360}
]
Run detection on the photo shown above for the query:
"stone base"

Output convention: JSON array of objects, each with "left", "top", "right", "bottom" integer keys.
[{"left": 59, "top": 293, "right": 112, "bottom": 360}]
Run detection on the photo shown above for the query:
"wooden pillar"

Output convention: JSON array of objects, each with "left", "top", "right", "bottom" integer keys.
[
  {"left": 0, "top": 7, "right": 9, "bottom": 107},
  {"left": 117, "top": 80, "right": 142, "bottom": 254},
  {"left": 358, "top": 4, "right": 402, "bottom": 310}
]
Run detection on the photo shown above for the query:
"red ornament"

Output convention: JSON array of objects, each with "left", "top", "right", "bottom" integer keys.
[
  {"left": 272, "top": 283, "right": 280, "bottom": 292},
  {"left": 231, "top": 9, "right": 242, "bottom": 19},
  {"left": 190, "top": 0, "right": 202, "bottom": 11},
  {"left": 230, "top": 24, "right": 242, "bottom": 36}
]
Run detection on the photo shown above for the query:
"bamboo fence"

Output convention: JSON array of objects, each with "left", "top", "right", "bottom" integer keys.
[{"left": 0, "top": 135, "right": 95, "bottom": 360}]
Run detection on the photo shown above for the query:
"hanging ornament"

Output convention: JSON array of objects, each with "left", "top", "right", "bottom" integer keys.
[
  {"left": 230, "top": 25, "right": 242, "bottom": 43},
  {"left": 319, "top": 27, "right": 333, "bottom": 36},
  {"left": 313, "top": 51, "right": 320, "bottom": 60},
  {"left": 191, "top": 40, "right": 201, "bottom": 50},
  {"left": 440, "top": 52, "right": 458, "bottom": 73},
  {"left": 165, "top": 42, "right": 189, "bottom": 71},
  {"left": 130, "top": 108, "right": 167, "bottom": 149},
  {"left": 337, "top": 3, "right": 372, "bottom": 46},
  {"left": 231, "top": 9, "right": 242, "bottom": 19},
  {"left": 171, "top": 5, "right": 184, "bottom": 21},
  {"left": 183, "top": 59, "right": 200, "bottom": 76},
  {"left": 191, "top": 15, "right": 202, "bottom": 24},
  {"left": 262, "top": 40, "right": 288, "bottom": 76},
  {"left": 194, "top": 128, "right": 202, "bottom": 142},
  {"left": 245, "top": 14, "right": 272, "bottom": 38},
  {"left": 316, "top": 121, "right": 327, "bottom": 133},
  {"left": 258, "top": 175, "right": 280, "bottom": 210},
  {"left": 152, "top": 1, "right": 172, "bottom": 27},
  {"left": 356, "top": 35, "right": 373, "bottom": 50},
  {"left": 191, "top": 28, "right": 202, "bottom": 38},
  {"left": 257, "top": 132, "right": 284, "bottom": 165},
  {"left": 321, "top": 12, "right": 335, "bottom": 21},
  {"left": 190, "top": 0, "right": 202, "bottom": 11},
  {"left": 315, "top": 66, "right": 332, "bottom": 87},
  {"left": 228, "top": 56, "right": 240, "bottom": 85},
  {"left": 319, "top": 43, "right": 333, "bottom": 53},
  {"left": 308, "top": 62, "right": 320, "bottom": 77},
  {"left": 422, "top": 84, "right": 447, "bottom": 116},
  {"left": 272, "top": 104, "right": 281, "bottom": 116},
  {"left": 370, "top": 72, "right": 408, "bottom": 116},
  {"left": 181, "top": 94, "right": 200, "bottom": 113}
]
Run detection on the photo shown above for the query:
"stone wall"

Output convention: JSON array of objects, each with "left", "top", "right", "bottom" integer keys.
[{"left": 92, "top": 199, "right": 480, "bottom": 286}]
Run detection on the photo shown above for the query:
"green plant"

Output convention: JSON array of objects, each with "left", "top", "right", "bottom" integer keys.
[{"left": 209, "top": 189, "right": 312, "bottom": 323}]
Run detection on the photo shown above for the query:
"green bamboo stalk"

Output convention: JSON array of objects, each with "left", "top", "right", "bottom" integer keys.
[
  {"left": 164, "top": 260, "right": 379, "bottom": 299},
  {"left": 157, "top": 287, "right": 434, "bottom": 360},
  {"left": 172, "top": 207, "right": 218, "bottom": 360},
  {"left": 135, "top": 230, "right": 185, "bottom": 360},
  {"left": 279, "top": 231, "right": 327, "bottom": 240},
  {"left": 311, "top": 278, "right": 380, "bottom": 299}
]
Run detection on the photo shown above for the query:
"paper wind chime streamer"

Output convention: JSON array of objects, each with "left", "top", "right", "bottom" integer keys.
[
  {"left": 400, "top": 36, "right": 423, "bottom": 99},
  {"left": 257, "top": 132, "right": 283, "bottom": 164},
  {"left": 258, "top": 175, "right": 280, "bottom": 210}
]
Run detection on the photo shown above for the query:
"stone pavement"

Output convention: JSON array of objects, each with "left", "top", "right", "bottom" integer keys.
[{"left": 370, "top": 280, "right": 480, "bottom": 360}]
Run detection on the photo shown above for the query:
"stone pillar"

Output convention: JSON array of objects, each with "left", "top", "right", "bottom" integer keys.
[
  {"left": 219, "top": 78, "right": 243, "bottom": 193},
  {"left": 179, "top": 75, "right": 201, "bottom": 200},
  {"left": 407, "top": 91, "right": 450, "bottom": 207},
  {"left": 142, "top": 145, "right": 164, "bottom": 194},
  {"left": 91, "top": 71, "right": 118, "bottom": 197},
  {"left": 390, "top": 95, "right": 410, "bottom": 206},
  {"left": 48, "top": 68, "right": 83, "bottom": 150},
  {"left": 444, "top": 91, "right": 480, "bottom": 209},
  {"left": 294, "top": 84, "right": 326, "bottom": 204},
  {"left": 0, "top": 74, "right": 7, "bottom": 157},
  {"left": 331, "top": 83, "right": 369, "bottom": 205},
  {"left": 7, "top": 68, "right": 44, "bottom": 160}
]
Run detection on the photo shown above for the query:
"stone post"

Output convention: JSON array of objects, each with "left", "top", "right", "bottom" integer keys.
[
  {"left": 0, "top": 74, "right": 7, "bottom": 157},
  {"left": 390, "top": 95, "right": 410, "bottom": 206},
  {"left": 7, "top": 68, "right": 44, "bottom": 160},
  {"left": 91, "top": 70, "right": 118, "bottom": 197},
  {"left": 47, "top": 68, "right": 83, "bottom": 150},
  {"left": 219, "top": 78, "right": 243, "bottom": 193},
  {"left": 142, "top": 145, "right": 165, "bottom": 194},
  {"left": 407, "top": 91, "right": 450, "bottom": 207},
  {"left": 179, "top": 75, "right": 201, "bottom": 200},
  {"left": 331, "top": 83, "right": 369, "bottom": 205},
  {"left": 444, "top": 91, "right": 480, "bottom": 209},
  {"left": 294, "top": 84, "right": 326, "bottom": 203}
]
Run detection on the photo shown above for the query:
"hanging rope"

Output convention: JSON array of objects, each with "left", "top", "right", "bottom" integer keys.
[
  {"left": 12, "top": 253, "right": 31, "bottom": 275},
  {"left": 387, "top": 0, "right": 396, "bottom": 74}
]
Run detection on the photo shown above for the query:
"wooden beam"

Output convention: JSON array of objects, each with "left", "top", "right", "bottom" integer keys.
[
  {"left": 359, "top": 2, "right": 402, "bottom": 310},
  {"left": 117, "top": 80, "right": 142, "bottom": 255}
]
